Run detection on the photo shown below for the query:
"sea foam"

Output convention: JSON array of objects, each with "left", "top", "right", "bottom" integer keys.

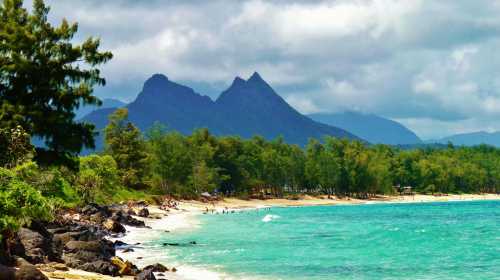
[{"left": 262, "top": 214, "right": 280, "bottom": 222}]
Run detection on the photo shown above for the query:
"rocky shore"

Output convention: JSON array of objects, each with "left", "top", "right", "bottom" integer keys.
[{"left": 0, "top": 199, "right": 179, "bottom": 280}]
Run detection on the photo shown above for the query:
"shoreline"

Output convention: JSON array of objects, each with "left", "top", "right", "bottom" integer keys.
[{"left": 45, "top": 193, "right": 500, "bottom": 280}]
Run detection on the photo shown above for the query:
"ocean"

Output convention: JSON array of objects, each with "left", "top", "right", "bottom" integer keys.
[{"left": 151, "top": 200, "right": 500, "bottom": 279}]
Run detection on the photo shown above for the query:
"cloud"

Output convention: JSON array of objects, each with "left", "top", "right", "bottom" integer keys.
[{"left": 25, "top": 0, "right": 500, "bottom": 138}]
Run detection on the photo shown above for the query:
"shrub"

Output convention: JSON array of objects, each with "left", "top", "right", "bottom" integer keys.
[{"left": 0, "top": 168, "right": 52, "bottom": 237}]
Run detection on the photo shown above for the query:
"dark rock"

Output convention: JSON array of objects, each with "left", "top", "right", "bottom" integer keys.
[
  {"left": 89, "top": 212, "right": 107, "bottom": 224},
  {"left": 63, "top": 240, "right": 115, "bottom": 270},
  {"left": 79, "top": 260, "right": 119, "bottom": 276},
  {"left": 134, "top": 263, "right": 168, "bottom": 280},
  {"left": 103, "top": 219, "right": 126, "bottom": 233},
  {"left": 15, "top": 227, "right": 55, "bottom": 264},
  {"left": 162, "top": 243, "right": 180, "bottom": 246},
  {"left": 137, "top": 208, "right": 149, "bottom": 218},
  {"left": 112, "top": 211, "right": 146, "bottom": 227},
  {"left": 80, "top": 204, "right": 112, "bottom": 217},
  {"left": 15, "top": 262, "right": 49, "bottom": 280},
  {"left": 113, "top": 240, "right": 128, "bottom": 248},
  {"left": 65, "top": 241, "right": 102, "bottom": 253},
  {"left": 0, "top": 264, "right": 15, "bottom": 279},
  {"left": 134, "top": 269, "right": 154, "bottom": 280},
  {"left": 80, "top": 204, "right": 100, "bottom": 215},
  {"left": 127, "top": 209, "right": 137, "bottom": 216},
  {"left": 123, "top": 248, "right": 134, "bottom": 253},
  {"left": 143, "top": 263, "right": 168, "bottom": 272}
]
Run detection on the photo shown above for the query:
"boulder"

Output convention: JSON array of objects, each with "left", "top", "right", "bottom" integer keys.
[
  {"left": 113, "top": 240, "right": 128, "bottom": 248},
  {"left": 63, "top": 240, "right": 115, "bottom": 268},
  {"left": 0, "top": 264, "right": 16, "bottom": 279},
  {"left": 15, "top": 228, "right": 52, "bottom": 264},
  {"left": 112, "top": 211, "right": 146, "bottom": 227},
  {"left": 142, "top": 263, "right": 168, "bottom": 273},
  {"left": 103, "top": 219, "right": 126, "bottom": 234},
  {"left": 89, "top": 212, "right": 107, "bottom": 224},
  {"left": 15, "top": 261, "right": 49, "bottom": 280},
  {"left": 64, "top": 241, "right": 102, "bottom": 253},
  {"left": 137, "top": 208, "right": 149, "bottom": 218},
  {"left": 135, "top": 263, "right": 169, "bottom": 280},
  {"left": 79, "top": 260, "right": 119, "bottom": 276},
  {"left": 111, "top": 256, "right": 138, "bottom": 276},
  {"left": 135, "top": 269, "right": 155, "bottom": 280}
]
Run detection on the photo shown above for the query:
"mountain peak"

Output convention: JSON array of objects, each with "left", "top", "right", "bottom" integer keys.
[
  {"left": 248, "top": 71, "right": 264, "bottom": 83},
  {"left": 143, "top": 73, "right": 169, "bottom": 91},
  {"left": 230, "top": 76, "right": 246, "bottom": 87}
]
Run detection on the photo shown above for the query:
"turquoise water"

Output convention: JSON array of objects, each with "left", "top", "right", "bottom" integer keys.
[{"left": 158, "top": 201, "right": 500, "bottom": 279}]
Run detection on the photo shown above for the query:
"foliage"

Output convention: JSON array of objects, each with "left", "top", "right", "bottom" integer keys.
[
  {"left": 142, "top": 129, "right": 500, "bottom": 198},
  {"left": 0, "top": 0, "right": 112, "bottom": 167},
  {"left": 0, "top": 167, "right": 52, "bottom": 235},
  {"left": 0, "top": 126, "right": 34, "bottom": 168},
  {"left": 76, "top": 154, "right": 119, "bottom": 203},
  {"left": 104, "top": 108, "right": 148, "bottom": 187}
]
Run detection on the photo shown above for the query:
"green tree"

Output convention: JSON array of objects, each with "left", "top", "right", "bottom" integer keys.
[
  {"left": 0, "top": 0, "right": 112, "bottom": 167},
  {"left": 104, "top": 108, "right": 148, "bottom": 187},
  {"left": 147, "top": 124, "right": 193, "bottom": 193}
]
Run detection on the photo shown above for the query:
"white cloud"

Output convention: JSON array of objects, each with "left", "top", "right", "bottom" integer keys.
[{"left": 25, "top": 0, "right": 500, "bottom": 137}]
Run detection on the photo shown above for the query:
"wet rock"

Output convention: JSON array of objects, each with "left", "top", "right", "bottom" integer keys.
[
  {"left": 123, "top": 248, "right": 135, "bottom": 253},
  {"left": 113, "top": 240, "right": 128, "bottom": 248},
  {"left": 134, "top": 263, "right": 170, "bottom": 279},
  {"left": 142, "top": 263, "right": 168, "bottom": 272}
]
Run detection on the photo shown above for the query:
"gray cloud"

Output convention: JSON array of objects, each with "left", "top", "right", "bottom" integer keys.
[{"left": 28, "top": 0, "right": 500, "bottom": 139}]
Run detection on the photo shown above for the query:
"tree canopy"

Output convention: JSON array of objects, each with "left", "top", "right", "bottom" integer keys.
[{"left": 0, "top": 0, "right": 112, "bottom": 167}]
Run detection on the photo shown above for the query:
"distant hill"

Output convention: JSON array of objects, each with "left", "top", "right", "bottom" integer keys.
[
  {"left": 75, "top": 98, "right": 126, "bottom": 119},
  {"left": 427, "top": 131, "right": 500, "bottom": 147},
  {"left": 81, "top": 73, "right": 360, "bottom": 150},
  {"left": 308, "top": 112, "right": 422, "bottom": 145}
]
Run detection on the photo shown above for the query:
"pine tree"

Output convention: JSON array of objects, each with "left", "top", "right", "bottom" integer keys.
[{"left": 0, "top": 0, "right": 112, "bottom": 167}]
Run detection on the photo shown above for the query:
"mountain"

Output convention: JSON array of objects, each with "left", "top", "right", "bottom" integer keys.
[
  {"left": 308, "top": 111, "right": 422, "bottom": 145},
  {"left": 82, "top": 73, "right": 360, "bottom": 150},
  {"left": 428, "top": 131, "right": 500, "bottom": 147},
  {"left": 214, "top": 72, "right": 357, "bottom": 143},
  {"left": 75, "top": 98, "right": 127, "bottom": 119}
]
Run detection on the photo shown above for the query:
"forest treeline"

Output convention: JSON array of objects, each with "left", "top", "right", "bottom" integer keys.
[{"left": 103, "top": 109, "right": 500, "bottom": 198}]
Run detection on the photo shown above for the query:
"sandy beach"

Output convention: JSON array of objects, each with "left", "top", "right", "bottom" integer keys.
[{"left": 44, "top": 193, "right": 500, "bottom": 280}]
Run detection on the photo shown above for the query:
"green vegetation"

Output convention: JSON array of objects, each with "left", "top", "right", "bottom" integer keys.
[
  {"left": 0, "top": 0, "right": 112, "bottom": 167},
  {"left": 137, "top": 127, "right": 500, "bottom": 198}
]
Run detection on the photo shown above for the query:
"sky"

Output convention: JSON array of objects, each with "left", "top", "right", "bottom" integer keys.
[{"left": 29, "top": 0, "right": 500, "bottom": 140}]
